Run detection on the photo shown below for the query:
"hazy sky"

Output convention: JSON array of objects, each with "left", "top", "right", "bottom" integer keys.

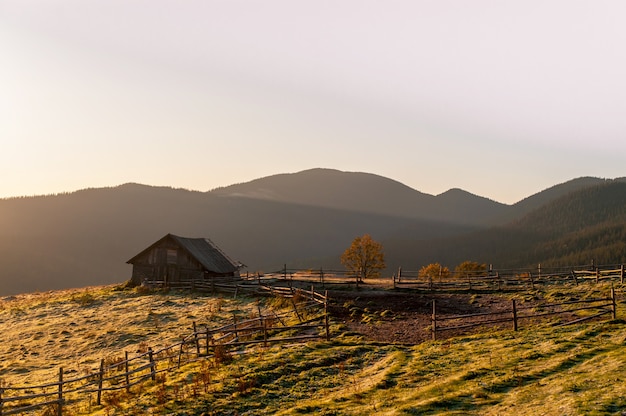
[{"left": 2, "top": 1, "right": 625, "bottom": 204}]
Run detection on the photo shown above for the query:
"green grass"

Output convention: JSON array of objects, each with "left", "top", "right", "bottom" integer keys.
[
  {"left": 1, "top": 282, "right": 625, "bottom": 415},
  {"left": 147, "top": 317, "right": 625, "bottom": 416},
  {"left": 152, "top": 284, "right": 626, "bottom": 416}
]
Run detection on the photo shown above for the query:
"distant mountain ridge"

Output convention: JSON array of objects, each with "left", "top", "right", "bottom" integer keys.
[
  {"left": 212, "top": 168, "right": 507, "bottom": 226},
  {"left": 383, "top": 180, "right": 626, "bottom": 268},
  {"left": 0, "top": 169, "right": 624, "bottom": 295},
  {"left": 504, "top": 176, "right": 626, "bottom": 221}
]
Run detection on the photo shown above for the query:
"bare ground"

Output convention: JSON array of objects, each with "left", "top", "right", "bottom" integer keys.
[{"left": 327, "top": 289, "right": 520, "bottom": 344}]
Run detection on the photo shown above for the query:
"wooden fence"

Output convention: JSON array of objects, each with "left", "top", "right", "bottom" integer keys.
[
  {"left": 431, "top": 289, "right": 618, "bottom": 340},
  {"left": 0, "top": 286, "right": 329, "bottom": 415},
  {"left": 262, "top": 266, "right": 362, "bottom": 288},
  {"left": 395, "top": 264, "right": 625, "bottom": 291},
  {"left": 142, "top": 267, "right": 364, "bottom": 295},
  {"left": 145, "top": 263, "right": 625, "bottom": 294}
]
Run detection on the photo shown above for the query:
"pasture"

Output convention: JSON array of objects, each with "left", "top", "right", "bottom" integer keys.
[{"left": 0, "top": 280, "right": 624, "bottom": 415}]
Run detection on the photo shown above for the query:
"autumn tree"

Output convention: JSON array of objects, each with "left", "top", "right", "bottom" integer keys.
[
  {"left": 454, "top": 261, "right": 488, "bottom": 278},
  {"left": 341, "top": 234, "right": 386, "bottom": 282},
  {"left": 418, "top": 263, "right": 450, "bottom": 280}
]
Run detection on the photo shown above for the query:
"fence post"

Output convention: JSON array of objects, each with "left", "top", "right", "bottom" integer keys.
[
  {"left": 178, "top": 340, "right": 184, "bottom": 368},
  {"left": 233, "top": 314, "right": 239, "bottom": 341},
  {"left": 529, "top": 272, "right": 535, "bottom": 290},
  {"left": 193, "top": 322, "right": 201, "bottom": 356},
  {"left": 512, "top": 299, "right": 518, "bottom": 331},
  {"left": 621, "top": 264, "right": 624, "bottom": 284},
  {"left": 431, "top": 300, "right": 437, "bottom": 341},
  {"left": 262, "top": 316, "right": 268, "bottom": 347},
  {"left": 611, "top": 287, "right": 617, "bottom": 320},
  {"left": 96, "top": 359, "right": 104, "bottom": 405},
  {"left": 324, "top": 290, "right": 330, "bottom": 341},
  {"left": 291, "top": 295, "right": 303, "bottom": 322},
  {"left": 148, "top": 347, "right": 156, "bottom": 381},
  {"left": 398, "top": 266, "right": 402, "bottom": 283},
  {"left": 125, "top": 352, "right": 130, "bottom": 393},
  {"left": 57, "top": 367, "right": 63, "bottom": 416},
  {"left": 256, "top": 300, "right": 263, "bottom": 318},
  {"left": 497, "top": 272, "right": 501, "bottom": 291}
]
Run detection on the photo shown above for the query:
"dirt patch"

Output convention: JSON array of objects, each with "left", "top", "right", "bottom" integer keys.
[{"left": 328, "top": 289, "right": 516, "bottom": 344}]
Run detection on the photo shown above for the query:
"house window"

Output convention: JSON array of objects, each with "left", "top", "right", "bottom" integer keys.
[{"left": 167, "top": 249, "right": 177, "bottom": 264}]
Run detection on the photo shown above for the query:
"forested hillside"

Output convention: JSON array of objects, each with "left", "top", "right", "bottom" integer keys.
[
  {"left": 0, "top": 170, "right": 624, "bottom": 295},
  {"left": 212, "top": 168, "right": 508, "bottom": 226},
  {"left": 384, "top": 181, "right": 626, "bottom": 269},
  {"left": 508, "top": 181, "right": 626, "bottom": 266},
  {"left": 503, "top": 176, "right": 621, "bottom": 221}
]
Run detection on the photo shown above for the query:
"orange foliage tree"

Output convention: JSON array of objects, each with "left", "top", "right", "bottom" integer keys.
[
  {"left": 454, "top": 261, "right": 488, "bottom": 278},
  {"left": 341, "top": 234, "right": 386, "bottom": 282},
  {"left": 418, "top": 263, "right": 451, "bottom": 280}
]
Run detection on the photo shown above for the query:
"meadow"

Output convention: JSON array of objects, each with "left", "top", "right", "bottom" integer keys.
[{"left": 0, "top": 281, "right": 624, "bottom": 415}]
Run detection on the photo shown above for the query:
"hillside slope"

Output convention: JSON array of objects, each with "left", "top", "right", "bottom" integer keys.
[
  {"left": 1, "top": 284, "right": 624, "bottom": 415},
  {"left": 0, "top": 170, "right": 623, "bottom": 295},
  {"left": 384, "top": 181, "right": 626, "bottom": 269},
  {"left": 503, "top": 176, "right": 626, "bottom": 221},
  {"left": 211, "top": 168, "right": 508, "bottom": 226},
  {"left": 0, "top": 183, "right": 475, "bottom": 295}
]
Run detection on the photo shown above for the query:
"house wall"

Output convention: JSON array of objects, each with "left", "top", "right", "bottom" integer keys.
[
  {"left": 131, "top": 238, "right": 198, "bottom": 285},
  {"left": 130, "top": 237, "right": 235, "bottom": 286}
]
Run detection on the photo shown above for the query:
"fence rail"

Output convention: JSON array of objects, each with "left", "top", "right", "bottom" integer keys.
[
  {"left": 0, "top": 286, "right": 329, "bottom": 415},
  {"left": 246, "top": 266, "right": 362, "bottom": 288},
  {"left": 395, "top": 264, "right": 625, "bottom": 291},
  {"left": 431, "top": 289, "right": 617, "bottom": 340},
  {"left": 146, "top": 263, "right": 625, "bottom": 294}
]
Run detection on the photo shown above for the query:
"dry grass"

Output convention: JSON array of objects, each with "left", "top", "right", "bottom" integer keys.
[
  {"left": 0, "top": 285, "right": 259, "bottom": 386},
  {"left": 1, "top": 282, "right": 624, "bottom": 415}
]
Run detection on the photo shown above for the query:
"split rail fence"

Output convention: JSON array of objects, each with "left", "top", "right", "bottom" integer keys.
[
  {"left": 395, "top": 263, "right": 625, "bottom": 291},
  {"left": 142, "top": 267, "right": 361, "bottom": 294},
  {"left": 147, "top": 267, "right": 363, "bottom": 292},
  {"left": 431, "top": 288, "right": 618, "bottom": 340},
  {"left": 259, "top": 266, "right": 362, "bottom": 289},
  {"left": 147, "top": 263, "right": 625, "bottom": 294},
  {"left": 0, "top": 286, "right": 329, "bottom": 416}
]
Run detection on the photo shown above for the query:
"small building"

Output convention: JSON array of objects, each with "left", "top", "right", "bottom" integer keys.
[{"left": 127, "top": 233, "right": 244, "bottom": 287}]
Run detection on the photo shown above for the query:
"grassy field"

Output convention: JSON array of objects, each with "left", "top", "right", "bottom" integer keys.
[
  {"left": 0, "top": 282, "right": 625, "bottom": 415},
  {"left": 0, "top": 285, "right": 264, "bottom": 385}
]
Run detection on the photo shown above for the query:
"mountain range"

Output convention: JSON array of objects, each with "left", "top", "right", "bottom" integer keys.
[{"left": 0, "top": 168, "right": 624, "bottom": 295}]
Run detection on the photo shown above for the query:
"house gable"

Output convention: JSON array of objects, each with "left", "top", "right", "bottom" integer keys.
[{"left": 127, "top": 233, "right": 242, "bottom": 286}]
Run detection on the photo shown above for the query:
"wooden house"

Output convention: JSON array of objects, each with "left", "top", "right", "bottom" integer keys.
[{"left": 127, "top": 233, "right": 243, "bottom": 287}]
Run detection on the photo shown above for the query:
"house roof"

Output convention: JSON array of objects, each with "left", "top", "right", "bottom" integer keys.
[{"left": 127, "top": 233, "right": 243, "bottom": 274}]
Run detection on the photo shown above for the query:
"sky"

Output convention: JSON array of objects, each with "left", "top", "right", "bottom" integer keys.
[{"left": 2, "top": 1, "right": 625, "bottom": 204}]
